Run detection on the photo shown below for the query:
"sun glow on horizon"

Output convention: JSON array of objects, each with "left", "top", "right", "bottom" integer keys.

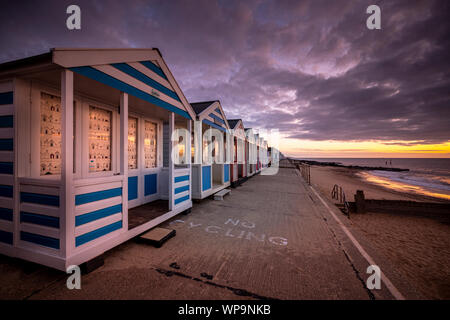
[{"left": 279, "top": 137, "right": 450, "bottom": 158}]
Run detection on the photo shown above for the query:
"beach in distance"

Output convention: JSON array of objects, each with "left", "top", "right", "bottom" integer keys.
[
  {"left": 298, "top": 158, "right": 450, "bottom": 202},
  {"left": 299, "top": 158, "right": 450, "bottom": 299}
]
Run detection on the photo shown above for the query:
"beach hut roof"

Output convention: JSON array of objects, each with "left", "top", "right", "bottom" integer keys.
[
  {"left": 0, "top": 48, "right": 196, "bottom": 120},
  {"left": 227, "top": 119, "right": 246, "bottom": 139},
  {"left": 227, "top": 119, "right": 242, "bottom": 129},
  {"left": 190, "top": 101, "right": 218, "bottom": 115},
  {"left": 190, "top": 100, "right": 230, "bottom": 131}
]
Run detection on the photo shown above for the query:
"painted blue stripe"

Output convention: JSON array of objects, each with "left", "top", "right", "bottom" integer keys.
[
  {"left": 224, "top": 164, "right": 230, "bottom": 182},
  {"left": 0, "top": 115, "right": 13, "bottom": 128},
  {"left": 20, "top": 211, "right": 59, "bottom": 228},
  {"left": 202, "top": 166, "right": 211, "bottom": 191},
  {"left": 21, "top": 192, "right": 59, "bottom": 207},
  {"left": 0, "top": 207, "right": 13, "bottom": 221},
  {"left": 203, "top": 119, "right": 226, "bottom": 132},
  {"left": 140, "top": 61, "right": 168, "bottom": 80},
  {"left": 76, "top": 220, "right": 122, "bottom": 247},
  {"left": 0, "top": 230, "right": 13, "bottom": 245},
  {"left": 0, "top": 92, "right": 13, "bottom": 105},
  {"left": 0, "top": 185, "right": 13, "bottom": 198},
  {"left": 174, "top": 194, "right": 190, "bottom": 205},
  {"left": 0, "top": 139, "right": 13, "bottom": 151},
  {"left": 174, "top": 185, "right": 189, "bottom": 194},
  {"left": 75, "top": 204, "right": 122, "bottom": 226},
  {"left": 144, "top": 174, "right": 157, "bottom": 196},
  {"left": 75, "top": 187, "right": 122, "bottom": 206},
  {"left": 209, "top": 113, "right": 225, "bottom": 125},
  {"left": 128, "top": 176, "right": 138, "bottom": 201},
  {"left": 112, "top": 63, "right": 180, "bottom": 102},
  {"left": 174, "top": 175, "right": 189, "bottom": 183},
  {"left": 215, "top": 108, "right": 221, "bottom": 114},
  {"left": 21, "top": 231, "right": 59, "bottom": 249},
  {"left": 70, "top": 66, "right": 191, "bottom": 119},
  {"left": 0, "top": 162, "right": 13, "bottom": 174}
]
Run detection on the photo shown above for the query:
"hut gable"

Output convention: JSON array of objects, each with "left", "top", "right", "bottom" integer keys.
[
  {"left": 51, "top": 48, "right": 195, "bottom": 120},
  {"left": 191, "top": 100, "right": 230, "bottom": 132}
]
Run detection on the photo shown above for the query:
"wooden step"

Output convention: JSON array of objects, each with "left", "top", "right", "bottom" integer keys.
[
  {"left": 214, "top": 188, "right": 231, "bottom": 201},
  {"left": 139, "top": 227, "right": 176, "bottom": 248}
]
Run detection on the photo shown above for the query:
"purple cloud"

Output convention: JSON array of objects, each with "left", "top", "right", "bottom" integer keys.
[{"left": 0, "top": 0, "right": 448, "bottom": 144}]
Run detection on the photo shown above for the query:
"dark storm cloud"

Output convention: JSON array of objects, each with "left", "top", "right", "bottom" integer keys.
[{"left": 0, "top": 0, "right": 448, "bottom": 144}]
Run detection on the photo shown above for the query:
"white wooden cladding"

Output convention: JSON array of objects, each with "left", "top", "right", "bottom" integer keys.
[
  {"left": 18, "top": 180, "right": 62, "bottom": 253},
  {"left": 173, "top": 168, "right": 190, "bottom": 201}
]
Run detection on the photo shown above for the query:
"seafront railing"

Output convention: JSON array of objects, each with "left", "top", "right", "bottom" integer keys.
[
  {"left": 298, "top": 163, "right": 311, "bottom": 185},
  {"left": 331, "top": 184, "right": 350, "bottom": 217},
  {"left": 288, "top": 158, "right": 311, "bottom": 184}
]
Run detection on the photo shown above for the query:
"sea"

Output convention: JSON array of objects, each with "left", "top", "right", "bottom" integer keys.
[{"left": 298, "top": 158, "right": 450, "bottom": 201}]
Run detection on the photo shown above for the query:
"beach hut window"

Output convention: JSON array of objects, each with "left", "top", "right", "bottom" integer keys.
[
  {"left": 144, "top": 120, "right": 157, "bottom": 168},
  {"left": 40, "top": 92, "right": 62, "bottom": 175},
  {"left": 89, "top": 106, "right": 112, "bottom": 172},
  {"left": 178, "top": 136, "right": 185, "bottom": 161},
  {"left": 202, "top": 124, "right": 211, "bottom": 164},
  {"left": 203, "top": 139, "right": 209, "bottom": 163},
  {"left": 128, "top": 117, "right": 137, "bottom": 169}
]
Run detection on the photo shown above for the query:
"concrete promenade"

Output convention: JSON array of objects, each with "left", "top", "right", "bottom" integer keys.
[{"left": 0, "top": 163, "right": 413, "bottom": 299}]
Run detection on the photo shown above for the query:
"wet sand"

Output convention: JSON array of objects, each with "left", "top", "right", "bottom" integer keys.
[
  {"left": 310, "top": 165, "right": 450, "bottom": 299},
  {"left": 310, "top": 165, "right": 444, "bottom": 202}
]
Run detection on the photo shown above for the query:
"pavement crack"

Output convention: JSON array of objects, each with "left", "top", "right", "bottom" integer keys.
[
  {"left": 22, "top": 274, "right": 67, "bottom": 300},
  {"left": 339, "top": 243, "right": 376, "bottom": 300},
  {"left": 155, "top": 267, "right": 278, "bottom": 300},
  {"left": 317, "top": 210, "right": 376, "bottom": 300}
]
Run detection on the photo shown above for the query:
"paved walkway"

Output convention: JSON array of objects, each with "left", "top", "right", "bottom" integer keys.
[{"left": 0, "top": 166, "right": 408, "bottom": 299}]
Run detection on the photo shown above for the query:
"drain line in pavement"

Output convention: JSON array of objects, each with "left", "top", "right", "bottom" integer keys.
[{"left": 155, "top": 268, "right": 278, "bottom": 300}]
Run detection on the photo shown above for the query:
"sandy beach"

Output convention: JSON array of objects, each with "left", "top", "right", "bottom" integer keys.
[
  {"left": 310, "top": 165, "right": 446, "bottom": 203},
  {"left": 310, "top": 165, "right": 450, "bottom": 299}
]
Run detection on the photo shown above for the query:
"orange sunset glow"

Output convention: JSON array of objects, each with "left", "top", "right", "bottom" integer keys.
[{"left": 281, "top": 138, "right": 450, "bottom": 158}]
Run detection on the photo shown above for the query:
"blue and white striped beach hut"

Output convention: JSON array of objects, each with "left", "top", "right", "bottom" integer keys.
[
  {"left": 228, "top": 119, "right": 247, "bottom": 186},
  {"left": 244, "top": 128, "right": 256, "bottom": 177},
  {"left": 190, "top": 101, "right": 231, "bottom": 199},
  {"left": 0, "top": 48, "right": 195, "bottom": 270}
]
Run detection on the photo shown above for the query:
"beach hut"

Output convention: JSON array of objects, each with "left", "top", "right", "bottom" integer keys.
[
  {"left": 262, "top": 140, "right": 268, "bottom": 168},
  {"left": 228, "top": 119, "right": 246, "bottom": 187},
  {"left": 260, "top": 138, "right": 266, "bottom": 169},
  {"left": 254, "top": 133, "right": 261, "bottom": 173},
  {"left": 268, "top": 146, "right": 280, "bottom": 167},
  {"left": 190, "top": 101, "right": 231, "bottom": 199},
  {"left": 245, "top": 128, "right": 256, "bottom": 177},
  {"left": 0, "top": 48, "right": 195, "bottom": 270}
]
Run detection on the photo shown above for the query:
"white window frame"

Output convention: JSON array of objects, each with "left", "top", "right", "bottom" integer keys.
[
  {"left": 141, "top": 116, "right": 162, "bottom": 172},
  {"left": 26, "top": 80, "right": 166, "bottom": 186},
  {"left": 126, "top": 112, "right": 163, "bottom": 208},
  {"left": 29, "top": 82, "right": 81, "bottom": 180},
  {"left": 83, "top": 99, "right": 118, "bottom": 179},
  {"left": 127, "top": 114, "right": 139, "bottom": 172}
]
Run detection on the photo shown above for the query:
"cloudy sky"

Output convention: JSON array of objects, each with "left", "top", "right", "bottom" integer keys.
[{"left": 0, "top": 0, "right": 449, "bottom": 157}]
